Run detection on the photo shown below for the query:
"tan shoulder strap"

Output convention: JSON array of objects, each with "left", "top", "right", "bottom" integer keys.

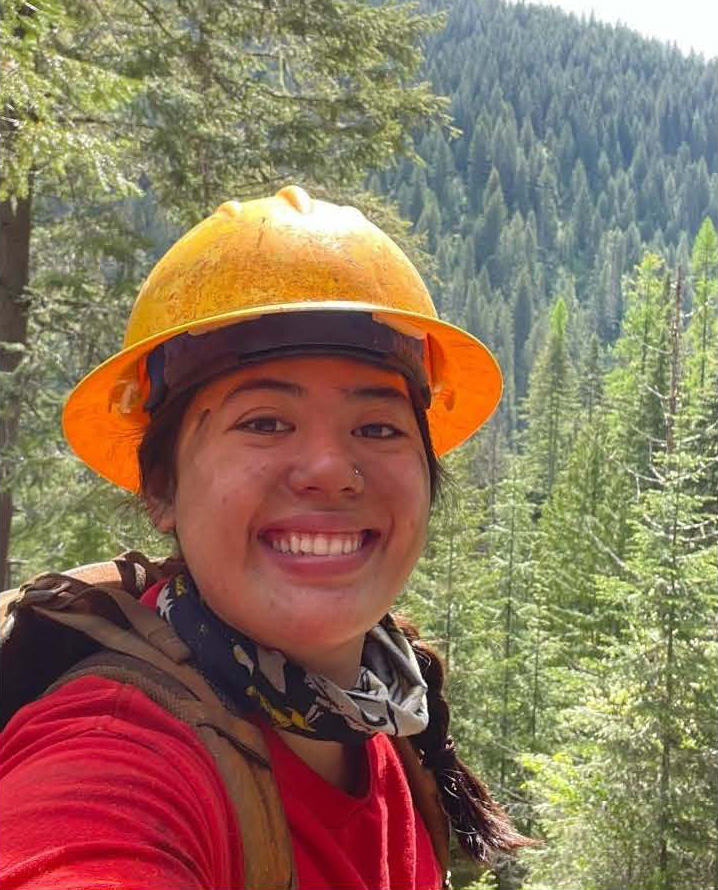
[
  {"left": 9, "top": 558, "right": 450, "bottom": 887},
  {"left": 52, "top": 652, "right": 295, "bottom": 890},
  {"left": 392, "top": 736, "right": 451, "bottom": 886},
  {"left": 13, "top": 562, "right": 295, "bottom": 890}
]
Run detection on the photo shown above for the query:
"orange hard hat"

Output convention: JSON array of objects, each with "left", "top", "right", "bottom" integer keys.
[{"left": 63, "top": 186, "right": 502, "bottom": 491}]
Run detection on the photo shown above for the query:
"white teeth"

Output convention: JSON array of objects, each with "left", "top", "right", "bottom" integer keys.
[
  {"left": 313, "top": 534, "right": 329, "bottom": 555},
  {"left": 268, "top": 532, "right": 366, "bottom": 556},
  {"left": 328, "top": 537, "right": 344, "bottom": 556}
]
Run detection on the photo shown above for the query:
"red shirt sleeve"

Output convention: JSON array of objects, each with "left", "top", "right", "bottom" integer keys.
[{"left": 0, "top": 676, "right": 244, "bottom": 890}]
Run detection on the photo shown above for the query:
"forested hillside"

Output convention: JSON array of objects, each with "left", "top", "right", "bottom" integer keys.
[
  {"left": 379, "top": 2, "right": 718, "bottom": 888},
  {"left": 373, "top": 0, "right": 717, "bottom": 436},
  {"left": 3, "top": 1, "right": 717, "bottom": 888}
]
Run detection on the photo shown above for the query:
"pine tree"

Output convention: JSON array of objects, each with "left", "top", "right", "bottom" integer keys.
[
  {"left": 605, "top": 253, "right": 672, "bottom": 485},
  {"left": 474, "top": 170, "right": 507, "bottom": 283},
  {"left": 686, "top": 217, "right": 718, "bottom": 394},
  {"left": 524, "top": 296, "right": 577, "bottom": 497},
  {"left": 467, "top": 118, "right": 492, "bottom": 214},
  {"left": 491, "top": 113, "right": 519, "bottom": 211},
  {"left": 512, "top": 270, "right": 534, "bottom": 398},
  {"left": 415, "top": 195, "right": 443, "bottom": 255}
]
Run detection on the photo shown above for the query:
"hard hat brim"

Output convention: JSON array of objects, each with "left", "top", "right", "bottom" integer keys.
[{"left": 62, "top": 302, "right": 502, "bottom": 492}]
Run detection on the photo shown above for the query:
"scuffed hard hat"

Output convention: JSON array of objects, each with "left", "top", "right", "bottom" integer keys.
[{"left": 63, "top": 186, "right": 502, "bottom": 491}]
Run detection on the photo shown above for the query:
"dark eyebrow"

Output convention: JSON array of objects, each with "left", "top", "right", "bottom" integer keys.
[
  {"left": 220, "top": 379, "right": 410, "bottom": 409},
  {"left": 220, "top": 378, "right": 306, "bottom": 407},
  {"left": 346, "top": 386, "right": 410, "bottom": 404}
]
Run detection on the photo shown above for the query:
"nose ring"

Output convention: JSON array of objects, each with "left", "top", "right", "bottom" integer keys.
[{"left": 352, "top": 466, "right": 365, "bottom": 491}]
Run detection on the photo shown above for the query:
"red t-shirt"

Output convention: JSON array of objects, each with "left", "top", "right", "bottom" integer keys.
[{"left": 0, "top": 675, "right": 441, "bottom": 889}]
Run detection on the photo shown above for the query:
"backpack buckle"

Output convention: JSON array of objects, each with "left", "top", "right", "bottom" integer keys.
[
  {"left": 13, "top": 577, "right": 78, "bottom": 614},
  {"left": 21, "top": 578, "right": 72, "bottom": 600},
  {"left": 0, "top": 579, "right": 74, "bottom": 646}
]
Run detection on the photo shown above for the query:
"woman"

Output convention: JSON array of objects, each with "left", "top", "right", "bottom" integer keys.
[{"left": 0, "top": 186, "right": 528, "bottom": 888}]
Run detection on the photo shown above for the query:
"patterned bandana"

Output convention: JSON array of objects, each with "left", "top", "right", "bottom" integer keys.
[{"left": 156, "top": 573, "right": 429, "bottom": 743}]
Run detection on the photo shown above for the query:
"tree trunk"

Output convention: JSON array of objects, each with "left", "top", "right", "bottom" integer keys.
[
  {"left": 0, "top": 193, "right": 32, "bottom": 589},
  {"left": 658, "top": 601, "right": 675, "bottom": 890},
  {"left": 499, "top": 486, "right": 516, "bottom": 790},
  {"left": 658, "top": 271, "right": 682, "bottom": 890},
  {"left": 444, "top": 523, "right": 454, "bottom": 677},
  {"left": 666, "top": 272, "right": 681, "bottom": 454}
]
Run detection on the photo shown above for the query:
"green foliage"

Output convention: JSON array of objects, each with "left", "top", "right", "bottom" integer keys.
[
  {"left": 6, "top": 200, "right": 169, "bottom": 579},
  {"left": 414, "top": 227, "right": 717, "bottom": 887},
  {"left": 6, "top": 1, "right": 718, "bottom": 886},
  {"left": 513, "top": 236, "right": 718, "bottom": 888},
  {"left": 383, "top": 0, "right": 716, "bottom": 428},
  {"left": 1, "top": 1, "right": 139, "bottom": 202},
  {"left": 685, "top": 217, "right": 718, "bottom": 394},
  {"left": 523, "top": 296, "right": 577, "bottom": 496},
  {"left": 605, "top": 253, "right": 672, "bottom": 480},
  {"left": 3, "top": 0, "right": 447, "bottom": 582},
  {"left": 2, "top": 0, "right": 448, "bottom": 213}
]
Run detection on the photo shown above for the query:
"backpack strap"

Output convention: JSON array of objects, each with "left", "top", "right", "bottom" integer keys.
[
  {"left": 2, "top": 559, "right": 296, "bottom": 890},
  {"left": 49, "top": 651, "right": 296, "bottom": 890},
  {"left": 392, "top": 736, "right": 451, "bottom": 887},
  {"left": 3, "top": 555, "right": 452, "bottom": 887}
]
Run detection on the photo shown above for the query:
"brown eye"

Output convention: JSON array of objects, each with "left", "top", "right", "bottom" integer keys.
[
  {"left": 355, "top": 423, "right": 403, "bottom": 439},
  {"left": 236, "top": 417, "right": 293, "bottom": 434}
]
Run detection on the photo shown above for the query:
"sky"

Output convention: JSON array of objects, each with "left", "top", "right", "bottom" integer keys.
[{"left": 530, "top": 0, "right": 718, "bottom": 60}]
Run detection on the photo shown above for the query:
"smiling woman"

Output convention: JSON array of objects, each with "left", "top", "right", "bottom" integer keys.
[
  {"left": 154, "top": 357, "right": 430, "bottom": 682},
  {"left": 0, "top": 186, "right": 532, "bottom": 889}
]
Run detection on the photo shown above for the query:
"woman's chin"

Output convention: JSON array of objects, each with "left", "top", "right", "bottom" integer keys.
[{"left": 258, "top": 609, "right": 369, "bottom": 658}]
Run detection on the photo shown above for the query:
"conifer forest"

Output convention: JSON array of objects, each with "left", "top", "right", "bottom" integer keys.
[{"left": 1, "top": 0, "right": 717, "bottom": 887}]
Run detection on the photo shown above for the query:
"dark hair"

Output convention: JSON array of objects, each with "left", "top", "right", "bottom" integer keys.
[
  {"left": 138, "top": 386, "right": 199, "bottom": 508},
  {"left": 394, "top": 616, "right": 535, "bottom": 864},
  {"left": 138, "top": 373, "right": 533, "bottom": 866}
]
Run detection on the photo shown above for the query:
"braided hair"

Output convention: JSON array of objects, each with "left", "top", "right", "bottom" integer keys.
[{"left": 394, "top": 616, "right": 534, "bottom": 863}]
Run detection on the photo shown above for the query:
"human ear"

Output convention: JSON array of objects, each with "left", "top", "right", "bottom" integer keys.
[{"left": 145, "top": 494, "right": 176, "bottom": 533}]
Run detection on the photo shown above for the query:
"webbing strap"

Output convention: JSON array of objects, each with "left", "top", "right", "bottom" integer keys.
[
  {"left": 52, "top": 652, "right": 295, "bottom": 890},
  {"left": 85, "top": 584, "right": 193, "bottom": 664},
  {"left": 31, "top": 605, "right": 272, "bottom": 766},
  {"left": 194, "top": 720, "right": 295, "bottom": 890},
  {"left": 12, "top": 558, "right": 449, "bottom": 887},
  {"left": 14, "top": 564, "right": 190, "bottom": 664},
  {"left": 392, "top": 736, "right": 451, "bottom": 879}
]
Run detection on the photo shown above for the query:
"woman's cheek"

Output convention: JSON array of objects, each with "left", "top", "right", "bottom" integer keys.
[{"left": 402, "top": 451, "right": 431, "bottom": 511}]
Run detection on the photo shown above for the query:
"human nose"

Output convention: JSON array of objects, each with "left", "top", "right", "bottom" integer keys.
[{"left": 287, "top": 433, "right": 364, "bottom": 498}]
